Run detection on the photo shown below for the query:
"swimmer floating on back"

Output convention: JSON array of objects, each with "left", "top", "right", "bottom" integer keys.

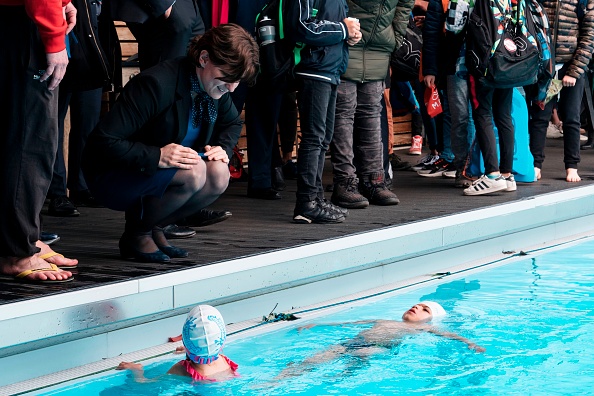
[
  {"left": 117, "top": 305, "right": 238, "bottom": 382},
  {"left": 275, "top": 301, "right": 484, "bottom": 380}
]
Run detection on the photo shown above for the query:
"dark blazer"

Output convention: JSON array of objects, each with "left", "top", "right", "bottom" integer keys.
[
  {"left": 107, "top": 0, "right": 172, "bottom": 23},
  {"left": 83, "top": 57, "right": 242, "bottom": 178}
]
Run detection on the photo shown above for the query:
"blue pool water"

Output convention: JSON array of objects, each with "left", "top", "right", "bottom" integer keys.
[{"left": 40, "top": 240, "right": 594, "bottom": 395}]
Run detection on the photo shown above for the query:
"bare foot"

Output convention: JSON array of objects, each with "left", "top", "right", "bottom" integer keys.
[
  {"left": 534, "top": 167, "right": 541, "bottom": 180},
  {"left": 36, "top": 240, "right": 78, "bottom": 268},
  {"left": 566, "top": 168, "right": 581, "bottom": 182},
  {"left": 0, "top": 255, "right": 73, "bottom": 282}
]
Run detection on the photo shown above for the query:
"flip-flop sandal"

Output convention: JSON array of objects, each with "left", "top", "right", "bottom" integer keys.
[
  {"left": 39, "top": 252, "right": 78, "bottom": 269},
  {"left": 0, "top": 263, "right": 74, "bottom": 284}
]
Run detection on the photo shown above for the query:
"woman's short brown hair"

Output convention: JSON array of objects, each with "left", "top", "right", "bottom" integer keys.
[{"left": 188, "top": 24, "right": 259, "bottom": 86}]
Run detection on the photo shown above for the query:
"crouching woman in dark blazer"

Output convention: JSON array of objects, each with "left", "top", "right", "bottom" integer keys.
[{"left": 83, "top": 24, "right": 259, "bottom": 263}]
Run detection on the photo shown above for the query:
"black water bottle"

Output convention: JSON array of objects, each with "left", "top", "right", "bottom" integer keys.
[{"left": 257, "top": 16, "right": 276, "bottom": 46}]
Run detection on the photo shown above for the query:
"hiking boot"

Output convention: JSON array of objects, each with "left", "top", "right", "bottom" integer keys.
[
  {"left": 317, "top": 198, "right": 349, "bottom": 217},
  {"left": 463, "top": 174, "right": 507, "bottom": 196},
  {"left": 409, "top": 135, "right": 423, "bottom": 155},
  {"left": 293, "top": 200, "right": 345, "bottom": 224},
  {"left": 505, "top": 174, "right": 517, "bottom": 191},
  {"left": 454, "top": 170, "right": 473, "bottom": 188},
  {"left": 359, "top": 172, "right": 400, "bottom": 205},
  {"left": 411, "top": 154, "right": 439, "bottom": 171},
  {"left": 331, "top": 177, "right": 369, "bottom": 209}
]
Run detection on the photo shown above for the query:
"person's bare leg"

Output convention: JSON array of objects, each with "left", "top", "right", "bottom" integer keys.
[
  {"left": 132, "top": 161, "right": 228, "bottom": 251},
  {"left": 566, "top": 168, "right": 581, "bottom": 182},
  {"left": 534, "top": 167, "right": 541, "bottom": 180},
  {"left": 0, "top": 255, "right": 73, "bottom": 281},
  {"left": 275, "top": 345, "right": 347, "bottom": 380},
  {"left": 36, "top": 240, "right": 78, "bottom": 267}
]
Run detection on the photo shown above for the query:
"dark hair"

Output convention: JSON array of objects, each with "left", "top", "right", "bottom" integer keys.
[{"left": 188, "top": 24, "right": 259, "bottom": 86}]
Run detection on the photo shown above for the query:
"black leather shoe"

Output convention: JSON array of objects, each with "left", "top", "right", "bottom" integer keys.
[
  {"left": 40, "top": 231, "right": 60, "bottom": 245},
  {"left": 247, "top": 188, "right": 281, "bottom": 200},
  {"left": 157, "top": 245, "right": 189, "bottom": 258},
  {"left": 271, "top": 166, "right": 286, "bottom": 191},
  {"left": 70, "top": 190, "right": 104, "bottom": 208},
  {"left": 119, "top": 233, "right": 170, "bottom": 263},
  {"left": 178, "top": 209, "right": 232, "bottom": 227},
  {"left": 48, "top": 196, "right": 80, "bottom": 217},
  {"left": 162, "top": 224, "right": 196, "bottom": 239}
]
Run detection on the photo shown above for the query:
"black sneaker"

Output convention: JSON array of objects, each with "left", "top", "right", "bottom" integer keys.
[
  {"left": 293, "top": 200, "right": 345, "bottom": 224},
  {"left": 48, "top": 196, "right": 80, "bottom": 217},
  {"left": 442, "top": 162, "right": 458, "bottom": 178},
  {"left": 418, "top": 158, "right": 451, "bottom": 178},
  {"left": 317, "top": 198, "right": 349, "bottom": 217}
]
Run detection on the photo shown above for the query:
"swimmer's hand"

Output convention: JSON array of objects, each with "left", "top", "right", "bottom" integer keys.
[
  {"left": 174, "top": 346, "right": 186, "bottom": 354},
  {"left": 117, "top": 361, "right": 144, "bottom": 372},
  {"left": 298, "top": 324, "right": 316, "bottom": 332},
  {"left": 468, "top": 343, "right": 486, "bottom": 353}
]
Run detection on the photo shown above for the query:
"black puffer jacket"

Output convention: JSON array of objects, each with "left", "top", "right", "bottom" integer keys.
[{"left": 422, "top": 0, "right": 465, "bottom": 79}]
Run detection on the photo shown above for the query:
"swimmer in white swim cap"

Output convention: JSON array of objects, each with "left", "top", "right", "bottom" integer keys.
[{"left": 276, "top": 301, "right": 484, "bottom": 380}]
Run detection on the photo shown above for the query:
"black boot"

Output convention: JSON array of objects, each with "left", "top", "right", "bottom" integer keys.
[{"left": 359, "top": 172, "right": 400, "bottom": 206}]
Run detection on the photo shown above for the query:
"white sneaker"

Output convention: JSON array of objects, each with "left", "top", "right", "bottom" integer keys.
[
  {"left": 505, "top": 174, "right": 517, "bottom": 191},
  {"left": 463, "top": 174, "right": 507, "bottom": 196},
  {"left": 546, "top": 122, "right": 563, "bottom": 139}
]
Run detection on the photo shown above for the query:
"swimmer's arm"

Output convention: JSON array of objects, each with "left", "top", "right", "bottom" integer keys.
[
  {"left": 427, "top": 329, "right": 486, "bottom": 353},
  {"left": 116, "top": 361, "right": 169, "bottom": 383},
  {"left": 298, "top": 320, "right": 378, "bottom": 332}
]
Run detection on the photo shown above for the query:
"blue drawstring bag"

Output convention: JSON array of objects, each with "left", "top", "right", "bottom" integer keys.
[{"left": 467, "top": 88, "right": 535, "bottom": 182}]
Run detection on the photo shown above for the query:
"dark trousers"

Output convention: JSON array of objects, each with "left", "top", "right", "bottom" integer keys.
[
  {"left": 471, "top": 78, "right": 514, "bottom": 174},
  {"left": 272, "top": 90, "right": 298, "bottom": 168},
  {"left": 245, "top": 84, "right": 284, "bottom": 190},
  {"left": 48, "top": 88, "right": 103, "bottom": 198},
  {"left": 529, "top": 64, "right": 585, "bottom": 169},
  {"left": 331, "top": 80, "right": 384, "bottom": 183},
  {"left": 0, "top": 7, "right": 58, "bottom": 257},
  {"left": 296, "top": 78, "right": 337, "bottom": 203},
  {"left": 127, "top": 0, "right": 205, "bottom": 71}
]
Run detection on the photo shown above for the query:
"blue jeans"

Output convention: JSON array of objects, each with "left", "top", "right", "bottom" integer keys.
[
  {"left": 331, "top": 80, "right": 384, "bottom": 182},
  {"left": 296, "top": 79, "right": 337, "bottom": 203},
  {"left": 446, "top": 74, "right": 476, "bottom": 169},
  {"left": 529, "top": 63, "right": 584, "bottom": 169}
]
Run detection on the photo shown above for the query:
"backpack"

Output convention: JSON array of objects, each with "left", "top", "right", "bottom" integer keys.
[
  {"left": 524, "top": 0, "right": 554, "bottom": 103},
  {"left": 254, "top": 0, "right": 306, "bottom": 86},
  {"left": 466, "top": 0, "right": 540, "bottom": 88},
  {"left": 391, "top": 15, "right": 423, "bottom": 82}
]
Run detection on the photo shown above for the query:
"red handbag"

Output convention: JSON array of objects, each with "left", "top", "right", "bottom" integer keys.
[{"left": 424, "top": 85, "right": 443, "bottom": 118}]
